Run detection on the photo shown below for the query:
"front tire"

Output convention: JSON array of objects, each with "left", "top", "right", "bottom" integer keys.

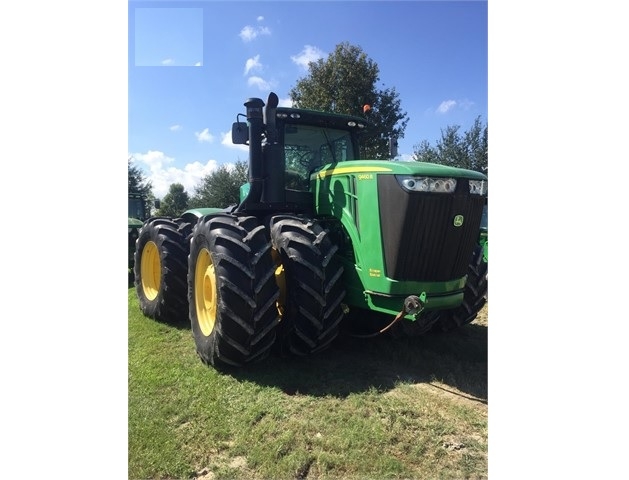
[
  {"left": 430, "top": 245, "right": 488, "bottom": 332},
  {"left": 269, "top": 215, "right": 346, "bottom": 356},
  {"left": 188, "top": 214, "right": 280, "bottom": 368},
  {"left": 134, "top": 217, "right": 190, "bottom": 324}
]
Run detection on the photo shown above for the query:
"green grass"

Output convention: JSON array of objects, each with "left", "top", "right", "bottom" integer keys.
[{"left": 128, "top": 288, "right": 488, "bottom": 479}]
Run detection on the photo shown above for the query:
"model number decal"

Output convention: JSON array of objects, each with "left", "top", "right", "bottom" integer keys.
[
  {"left": 369, "top": 268, "right": 381, "bottom": 277},
  {"left": 357, "top": 174, "right": 374, "bottom": 180}
]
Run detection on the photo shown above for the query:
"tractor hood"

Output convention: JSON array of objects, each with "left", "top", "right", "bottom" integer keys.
[
  {"left": 128, "top": 217, "right": 144, "bottom": 228},
  {"left": 311, "top": 160, "right": 487, "bottom": 181}
]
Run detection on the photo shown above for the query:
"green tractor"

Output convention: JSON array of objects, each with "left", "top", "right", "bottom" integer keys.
[
  {"left": 133, "top": 93, "right": 488, "bottom": 368},
  {"left": 128, "top": 192, "right": 158, "bottom": 270}
]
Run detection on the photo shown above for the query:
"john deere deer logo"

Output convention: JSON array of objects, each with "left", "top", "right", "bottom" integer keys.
[{"left": 453, "top": 215, "right": 464, "bottom": 227}]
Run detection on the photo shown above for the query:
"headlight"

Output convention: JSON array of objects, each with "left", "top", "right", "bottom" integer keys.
[
  {"left": 469, "top": 180, "right": 488, "bottom": 195},
  {"left": 396, "top": 176, "right": 457, "bottom": 193}
]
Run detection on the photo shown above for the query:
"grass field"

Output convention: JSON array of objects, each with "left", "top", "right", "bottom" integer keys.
[{"left": 128, "top": 287, "right": 488, "bottom": 479}]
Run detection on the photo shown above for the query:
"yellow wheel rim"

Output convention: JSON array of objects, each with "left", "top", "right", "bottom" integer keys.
[
  {"left": 140, "top": 241, "right": 161, "bottom": 301},
  {"left": 272, "top": 249, "right": 286, "bottom": 318},
  {"left": 195, "top": 248, "right": 217, "bottom": 336}
]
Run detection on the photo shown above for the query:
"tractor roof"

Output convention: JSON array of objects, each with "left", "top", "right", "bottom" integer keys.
[{"left": 275, "top": 107, "right": 369, "bottom": 130}]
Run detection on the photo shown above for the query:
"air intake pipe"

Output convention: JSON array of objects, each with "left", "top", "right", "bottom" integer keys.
[{"left": 236, "top": 97, "right": 265, "bottom": 211}]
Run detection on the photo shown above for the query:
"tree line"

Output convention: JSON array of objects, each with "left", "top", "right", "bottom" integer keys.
[{"left": 129, "top": 42, "right": 487, "bottom": 217}]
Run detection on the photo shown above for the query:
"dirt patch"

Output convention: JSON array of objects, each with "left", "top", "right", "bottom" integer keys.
[{"left": 472, "top": 303, "right": 488, "bottom": 327}]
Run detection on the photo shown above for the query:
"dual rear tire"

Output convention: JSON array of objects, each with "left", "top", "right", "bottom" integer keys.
[
  {"left": 187, "top": 213, "right": 347, "bottom": 368},
  {"left": 269, "top": 215, "right": 346, "bottom": 356},
  {"left": 188, "top": 214, "right": 280, "bottom": 368}
]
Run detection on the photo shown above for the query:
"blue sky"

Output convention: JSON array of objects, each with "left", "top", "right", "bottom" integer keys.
[{"left": 128, "top": 0, "right": 488, "bottom": 198}]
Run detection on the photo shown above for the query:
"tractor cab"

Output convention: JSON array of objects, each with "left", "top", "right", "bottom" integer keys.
[
  {"left": 129, "top": 192, "right": 150, "bottom": 222},
  {"left": 231, "top": 95, "right": 367, "bottom": 212}
]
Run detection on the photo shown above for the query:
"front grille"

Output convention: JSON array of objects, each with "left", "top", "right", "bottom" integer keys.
[{"left": 377, "top": 175, "right": 485, "bottom": 281}]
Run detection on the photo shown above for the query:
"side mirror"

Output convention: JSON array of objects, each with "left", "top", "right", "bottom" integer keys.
[
  {"left": 231, "top": 122, "right": 249, "bottom": 145},
  {"left": 389, "top": 136, "right": 398, "bottom": 159}
]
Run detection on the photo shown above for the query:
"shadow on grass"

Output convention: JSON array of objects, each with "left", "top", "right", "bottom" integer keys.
[
  {"left": 227, "top": 322, "right": 487, "bottom": 401},
  {"left": 129, "top": 287, "right": 487, "bottom": 400}
]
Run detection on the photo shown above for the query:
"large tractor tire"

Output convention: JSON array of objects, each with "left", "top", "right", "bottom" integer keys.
[
  {"left": 269, "top": 215, "right": 346, "bottom": 356},
  {"left": 188, "top": 214, "right": 280, "bottom": 368},
  {"left": 430, "top": 245, "right": 488, "bottom": 332},
  {"left": 134, "top": 217, "right": 190, "bottom": 324},
  {"left": 174, "top": 217, "right": 195, "bottom": 242}
]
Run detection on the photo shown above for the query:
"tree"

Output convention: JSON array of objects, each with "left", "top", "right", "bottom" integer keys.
[
  {"left": 157, "top": 183, "right": 189, "bottom": 217},
  {"left": 189, "top": 161, "right": 248, "bottom": 209},
  {"left": 289, "top": 42, "right": 409, "bottom": 160},
  {"left": 128, "top": 156, "right": 152, "bottom": 196},
  {"left": 412, "top": 116, "right": 488, "bottom": 174},
  {"left": 128, "top": 156, "right": 158, "bottom": 216}
]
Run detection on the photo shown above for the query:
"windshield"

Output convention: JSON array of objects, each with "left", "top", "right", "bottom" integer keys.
[
  {"left": 283, "top": 124, "right": 355, "bottom": 190},
  {"left": 129, "top": 197, "right": 146, "bottom": 220}
]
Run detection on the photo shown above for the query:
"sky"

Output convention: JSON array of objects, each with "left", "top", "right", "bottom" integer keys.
[{"left": 128, "top": 0, "right": 488, "bottom": 199}]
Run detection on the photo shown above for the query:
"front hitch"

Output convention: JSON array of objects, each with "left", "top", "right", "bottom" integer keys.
[
  {"left": 404, "top": 293, "right": 426, "bottom": 317},
  {"left": 350, "top": 292, "right": 426, "bottom": 338}
]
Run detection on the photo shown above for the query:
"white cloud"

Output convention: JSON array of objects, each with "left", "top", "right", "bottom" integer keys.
[
  {"left": 239, "top": 26, "right": 256, "bottom": 41},
  {"left": 130, "top": 150, "right": 226, "bottom": 199},
  {"left": 291, "top": 45, "right": 325, "bottom": 70},
  {"left": 239, "top": 25, "right": 271, "bottom": 42},
  {"left": 435, "top": 99, "right": 474, "bottom": 114},
  {"left": 244, "top": 54, "right": 262, "bottom": 75},
  {"left": 195, "top": 128, "right": 214, "bottom": 143},
  {"left": 247, "top": 76, "right": 271, "bottom": 91},
  {"left": 221, "top": 131, "right": 249, "bottom": 152},
  {"left": 161, "top": 58, "right": 173, "bottom": 66},
  {"left": 194, "top": 61, "right": 202, "bottom": 67},
  {"left": 278, "top": 97, "right": 293, "bottom": 107},
  {"left": 180, "top": 160, "right": 221, "bottom": 195},
  {"left": 458, "top": 99, "right": 474, "bottom": 110},
  {"left": 257, "top": 16, "right": 264, "bottom": 22},
  {"left": 437, "top": 100, "right": 457, "bottom": 114},
  {"left": 169, "top": 124, "right": 182, "bottom": 131},
  {"left": 131, "top": 150, "right": 174, "bottom": 170}
]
